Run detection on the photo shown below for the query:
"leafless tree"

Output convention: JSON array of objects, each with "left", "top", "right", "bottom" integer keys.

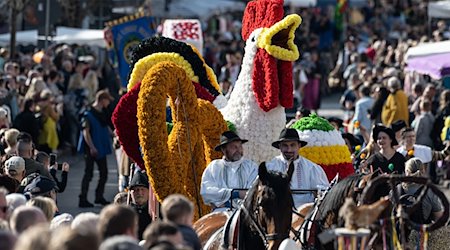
[{"left": 3, "top": 0, "right": 32, "bottom": 59}]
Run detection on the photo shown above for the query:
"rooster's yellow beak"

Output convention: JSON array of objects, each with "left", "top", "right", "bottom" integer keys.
[{"left": 257, "top": 14, "right": 301, "bottom": 61}]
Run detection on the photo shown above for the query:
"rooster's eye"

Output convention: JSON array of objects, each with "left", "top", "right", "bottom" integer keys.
[{"left": 251, "top": 36, "right": 256, "bottom": 42}]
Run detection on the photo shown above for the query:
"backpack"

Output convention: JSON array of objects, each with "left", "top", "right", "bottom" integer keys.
[{"left": 398, "top": 185, "right": 429, "bottom": 224}]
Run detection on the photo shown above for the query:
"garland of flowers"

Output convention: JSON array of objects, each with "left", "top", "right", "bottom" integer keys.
[
  {"left": 128, "top": 53, "right": 198, "bottom": 90},
  {"left": 128, "top": 36, "right": 221, "bottom": 100},
  {"left": 188, "top": 44, "right": 221, "bottom": 94},
  {"left": 197, "top": 99, "right": 228, "bottom": 164},
  {"left": 137, "top": 62, "right": 186, "bottom": 199},
  {"left": 137, "top": 61, "right": 226, "bottom": 218}
]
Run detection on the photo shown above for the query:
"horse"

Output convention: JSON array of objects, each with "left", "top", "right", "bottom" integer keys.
[
  {"left": 194, "top": 162, "right": 295, "bottom": 250},
  {"left": 291, "top": 172, "right": 381, "bottom": 249},
  {"left": 292, "top": 173, "right": 450, "bottom": 249}
]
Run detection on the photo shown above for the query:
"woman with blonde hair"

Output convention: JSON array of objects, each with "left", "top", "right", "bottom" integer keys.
[
  {"left": 27, "top": 196, "right": 57, "bottom": 222},
  {"left": 36, "top": 89, "right": 61, "bottom": 153},
  {"left": 401, "top": 158, "right": 443, "bottom": 222}
]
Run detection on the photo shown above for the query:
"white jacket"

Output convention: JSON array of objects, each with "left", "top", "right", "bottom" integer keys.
[
  {"left": 200, "top": 158, "right": 258, "bottom": 211},
  {"left": 266, "top": 155, "right": 329, "bottom": 208}
]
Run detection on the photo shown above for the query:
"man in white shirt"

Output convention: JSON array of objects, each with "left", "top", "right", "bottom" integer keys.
[
  {"left": 200, "top": 131, "right": 258, "bottom": 212},
  {"left": 266, "top": 128, "right": 329, "bottom": 208},
  {"left": 397, "top": 128, "right": 450, "bottom": 176}
]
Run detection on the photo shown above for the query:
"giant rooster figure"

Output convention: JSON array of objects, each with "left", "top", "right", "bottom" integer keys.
[
  {"left": 221, "top": 0, "right": 301, "bottom": 162},
  {"left": 112, "top": 0, "right": 302, "bottom": 218}
]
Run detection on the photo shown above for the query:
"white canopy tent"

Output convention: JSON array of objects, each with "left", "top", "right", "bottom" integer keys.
[
  {"left": 285, "top": 0, "right": 317, "bottom": 7},
  {"left": 405, "top": 40, "right": 450, "bottom": 59},
  {"left": 0, "top": 27, "right": 106, "bottom": 47},
  {"left": 428, "top": 1, "right": 450, "bottom": 19}
]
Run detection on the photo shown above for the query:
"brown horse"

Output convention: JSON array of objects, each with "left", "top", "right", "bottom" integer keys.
[
  {"left": 291, "top": 173, "right": 450, "bottom": 249},
  {"left": 290, "top": 173, "right": 376, "bottom": 249},
  {"left": 194, "top": 162, "right": 294, "bottom": 250}
]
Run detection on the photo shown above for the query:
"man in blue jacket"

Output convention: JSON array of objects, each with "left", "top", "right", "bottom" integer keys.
[{"left": 78, "top": 90, "right": 114, "bottom": 207}]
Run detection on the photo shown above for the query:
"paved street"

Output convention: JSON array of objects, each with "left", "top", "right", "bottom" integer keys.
[
  {"left": 57, "top": 153, "right": 119, "bottom": 216},
  {"left": 57, "top": 92, "right": 450, "bottom": 216}
]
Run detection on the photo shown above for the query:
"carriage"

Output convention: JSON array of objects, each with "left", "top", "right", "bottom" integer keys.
[{"left": 193, "top": 169, "right": 450, "bottom": 250}]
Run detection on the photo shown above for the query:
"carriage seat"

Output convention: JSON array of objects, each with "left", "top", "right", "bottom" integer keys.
[{"left": 221, "top": 208, "right": 241, "bottom": 249}]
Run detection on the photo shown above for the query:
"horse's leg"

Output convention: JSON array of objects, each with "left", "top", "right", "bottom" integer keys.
[{"left": 194, "top": 212, "right": 229, "bottom": 247}]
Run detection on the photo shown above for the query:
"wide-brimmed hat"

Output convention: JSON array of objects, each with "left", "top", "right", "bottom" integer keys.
[
  {"left": 214, "top": 131, "right": 248, "bottom": 151},
  {"left": 391, "top": 120, "right": 407, "bottom": 133},
  {"left": 372, "top": 124, "right": 398, "bottom": 146},
  {"left": 272, "top": 128, "right": 307, "bottom": 149},
  {"left": 327, "top": 117, "right": 344, "bottom": 128},
  {"left": 342, "top": 132, "right": 361, "bottom": 147},
  {"left": 129, "top": 170, "right": 149, "bottom": 189}
]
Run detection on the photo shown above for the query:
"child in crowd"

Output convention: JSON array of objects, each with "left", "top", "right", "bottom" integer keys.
[{"left": 161, "top": 194, "right": 201, "bottom": 250}]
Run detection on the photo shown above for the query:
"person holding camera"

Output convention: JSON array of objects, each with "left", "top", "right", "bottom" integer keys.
[{"left": 35, "top": 151, "right": 69, "bottom": 193}]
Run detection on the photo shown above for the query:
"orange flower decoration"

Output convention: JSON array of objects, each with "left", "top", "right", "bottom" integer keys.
[
  {"left": 360, "top": 153, "right": 367, "bottom": 159},
  {"left": 354, "top": 120, "right": 360, "bottom": 129},
  {"left": 407, "top": 149, "right": 414, "bottom": 156}
]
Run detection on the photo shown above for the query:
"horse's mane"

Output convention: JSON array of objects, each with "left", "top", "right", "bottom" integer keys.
[
  {"left": 316, "top": 174, "right": 364, "bottom": 223},
  {"left": 243, "top": 170, "right": 293, "bottom": 211}
]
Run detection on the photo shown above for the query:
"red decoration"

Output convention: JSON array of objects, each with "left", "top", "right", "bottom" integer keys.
[
  {"left": 252, "top": 49, "right": 293, "bottom": 111},
  {"left": 112, "top": 81, "right": 216, "bottom": 169},
  {"left": 193, "top": 81, "right": 215, "bottom": 102},
  {"left": 320, "top": 162, "right": 354, "bottom": 182},
  {"left": 252, "top": 49, "right": 279, "bottom": 111},
  {"left": 242, "top": 0, "right": 284, "bottom": 40},
  {"left": 112, "top": 83, "right": 145, "bottom": 169},
  {"left": 278, "top": 60, "right": 293, "bottom": 108}
]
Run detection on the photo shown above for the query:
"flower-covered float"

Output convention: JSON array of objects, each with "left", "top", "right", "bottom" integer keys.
[
  {"left": 220, "top": 0, "right": 302, "bottom": 163},
  {"left": 291, "top": 114, "right": 354, "bottom": 180},
  {"left": 112, "top": 0, "right": 305, "bottom": 218},
  {"left": 112, "top": 37, "right": 228, "bottom": 217}
]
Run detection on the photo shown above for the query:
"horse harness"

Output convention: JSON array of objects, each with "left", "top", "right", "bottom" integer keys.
[
  {"left": 291, "top": 174, "right": 340, "bottom": 247},
  {"left": 240, "top": 204, "right": 290, "bottom": 248}
]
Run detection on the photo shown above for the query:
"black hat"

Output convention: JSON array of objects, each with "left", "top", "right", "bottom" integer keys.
[
  {"left": 24, "top": 175, "right": 58, "bottom": 195},
  {"left": 272, "top": 128, "right": 307, "bottom": 149},
  {"left": 214, "top": 131, "right": 248, "bottom": 151},
  {"left": 372, "top": 124, "right": 398, "bottom": 146},
  {"left": 391, "top": 120, "right": 407, "bottom": 133},
  {"left": 327, "top": 117, "right": 344, "bottom": 128},
  {"left": 129, "top": 170, "right": 149, "bottom": 189},
  {"left": 342, "top": 132, "right": 361, "bottom": 146}
]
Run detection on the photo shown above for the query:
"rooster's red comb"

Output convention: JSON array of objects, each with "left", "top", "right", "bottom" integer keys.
[{"left": 241, "top": 0, "right": 284, "bottom": 40}]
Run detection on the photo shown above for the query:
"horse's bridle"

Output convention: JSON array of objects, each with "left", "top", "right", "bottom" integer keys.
[{"left": 240, "top": 204, "right": 289, "bottom": 248}]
